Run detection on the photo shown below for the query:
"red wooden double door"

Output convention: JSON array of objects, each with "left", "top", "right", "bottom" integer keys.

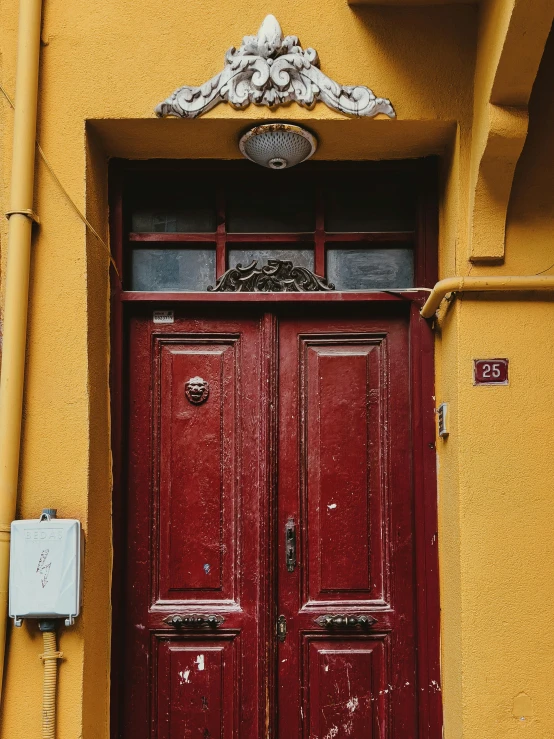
[{"left": 121, "top": 306, "right": 421, "bottom": 738}]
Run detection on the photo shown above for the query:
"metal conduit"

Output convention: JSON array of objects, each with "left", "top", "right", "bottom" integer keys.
[
  {"left": 420, "top": 275, "right": 554, "bottom": 318},
  {"left": 0, "top": 0, "right": 43, "bottom": 704}
]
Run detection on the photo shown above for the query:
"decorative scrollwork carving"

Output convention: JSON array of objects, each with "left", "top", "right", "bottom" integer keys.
[
  {"left": 207, "top": 259, "right": 335, "bottom": 293},
  {"left": 155, "top": 15, "right": 395, "bottom": 120}
]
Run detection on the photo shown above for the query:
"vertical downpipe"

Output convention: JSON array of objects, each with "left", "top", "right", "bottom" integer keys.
[{"left": 0, "top": 0, "right": 44, "bottom": 703}]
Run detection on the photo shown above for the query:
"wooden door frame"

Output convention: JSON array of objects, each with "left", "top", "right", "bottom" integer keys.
[{"left": 108, "top": 157, "right": 442, "bottom": 738}]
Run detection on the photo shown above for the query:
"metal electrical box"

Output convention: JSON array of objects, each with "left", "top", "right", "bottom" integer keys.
[{"left": 9, "top": 512, "right": 83, "bottom": 626}]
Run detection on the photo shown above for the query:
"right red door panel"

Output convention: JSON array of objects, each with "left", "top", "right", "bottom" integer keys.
[{"left": 277, "top": 314, "right": 417, "bottom": 738}]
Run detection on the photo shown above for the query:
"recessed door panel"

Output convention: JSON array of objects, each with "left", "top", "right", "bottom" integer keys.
[
  {"left": 303, "top": 636, "right": 388, "bottom": 739},
  {"left": 302, "top": 338, "right": 385, "bottom": 604},
  {"left": 156, "top": 339, "right": 239, "bottom": 602},
  {"left": 155, "top": 636, "right": 237, "bottom": 739}
]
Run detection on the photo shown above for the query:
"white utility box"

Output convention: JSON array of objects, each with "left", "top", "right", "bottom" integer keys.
[{"left": 9, "top": 511, "right": 83, "bottom": 626}]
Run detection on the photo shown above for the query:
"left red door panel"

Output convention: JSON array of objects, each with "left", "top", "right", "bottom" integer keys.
[{"left": 121, "top": 313, "right": 267, "bottom": 739}]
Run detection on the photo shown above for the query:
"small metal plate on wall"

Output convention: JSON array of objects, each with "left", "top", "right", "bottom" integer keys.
[
  {"left": 473, "top": 359, "right": 509, "bottom": 385},
  {"left": 153, "top": 310, "right": 174, "bottom": 324},
  {"left": 437, "top": 403, "right": 449, "bottom": 438}
]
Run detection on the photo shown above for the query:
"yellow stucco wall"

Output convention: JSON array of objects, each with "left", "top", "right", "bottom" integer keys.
[
  {"left": 0, "top": 0, "right": 553, "bottom": 737},
  {"left": 435, "top": 22, "right": 554, "bottom": 737}
]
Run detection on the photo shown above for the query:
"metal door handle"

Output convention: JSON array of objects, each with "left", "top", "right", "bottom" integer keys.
[
  {"left": 315, "top": 614, "right": 377, "bottom": 629},
  {"left": 163, "top": 614, "right": 224, "bottom": 628},
  {"left": 285, "top": 518, "right": 296, "bottom": 572},
  {"left": 277, "top": 615, "right": 287, "bottom": 642}
]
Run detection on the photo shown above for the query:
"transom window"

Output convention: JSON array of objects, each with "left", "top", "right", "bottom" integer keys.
[{"left": 121, "top": 162, "right": 430, "bottom": 292}]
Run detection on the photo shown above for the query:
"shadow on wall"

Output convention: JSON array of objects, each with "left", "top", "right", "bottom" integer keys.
[
  {"left": 348, "top": 5, "right": 478, "bottom": 121},
  {"left": 507, "top": 22, "right": 554, "bottom": 271}
]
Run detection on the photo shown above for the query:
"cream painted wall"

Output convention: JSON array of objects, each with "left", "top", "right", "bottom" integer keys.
[{"left": 1, "top": 0, "right": 553, "bottom": 737}]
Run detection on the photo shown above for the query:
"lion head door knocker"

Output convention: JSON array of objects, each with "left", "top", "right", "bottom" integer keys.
[{"left": 185, "top": 376, "right": 210, "bottom": 405}]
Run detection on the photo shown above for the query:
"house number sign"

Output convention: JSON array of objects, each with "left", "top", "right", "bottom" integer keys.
[{"left": 473, "top": 358, "right": 509, "bottom": 385}]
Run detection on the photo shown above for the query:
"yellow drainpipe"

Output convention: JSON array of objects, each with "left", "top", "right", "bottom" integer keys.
[
  {"left": 0, "top": 0, "right": 44, "bottom": 702},
  {"left": 420, "top": 275, "right": 554, "bottom": 319}
]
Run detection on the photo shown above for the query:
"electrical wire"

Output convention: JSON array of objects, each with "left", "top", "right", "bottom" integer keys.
[
  {"left": 0, "top": 81, "right": 120, "bottom": 280},
  {"left": 535, "top": 260, "right": 554, "bottom": 275},
  {"left": 40, "top": 630, "right": 63, "bottom": 739}
]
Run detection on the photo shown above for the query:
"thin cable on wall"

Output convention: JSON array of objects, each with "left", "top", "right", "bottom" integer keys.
[
  {"left": 535, "top": 260, "right": 554, "bottom": 275},
  {"left": 0, "top": 81, "right": 120, "bottom": 280}
]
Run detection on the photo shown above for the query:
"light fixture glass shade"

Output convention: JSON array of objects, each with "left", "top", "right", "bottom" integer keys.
[{"left": 239, "top": 123, "right": 317, "bottom": 169}]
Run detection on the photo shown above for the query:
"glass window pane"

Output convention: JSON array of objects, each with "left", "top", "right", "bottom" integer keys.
[
  {"left": 130, "top": 247, "right": 216, "bottom": 291},
  {"left": 327, "top": 248, "right": 414, "bottom": 290},
  {"left": 324, "top": 181, "right": 416, "bottom": 232},
  {"left": 129, "top": 179, "right": 217, "bottom": 233},
  {"left": 226, "top": 178, "right": 315, "bottom": 233},
  {"left": 131, "top": 208, "right": 217, "bottom": 233},
  {"left": 228, "top": 247, "right": 314, "bottom": 271}
]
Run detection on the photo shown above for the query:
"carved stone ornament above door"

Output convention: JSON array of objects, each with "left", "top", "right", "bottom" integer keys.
[{"left": 155, "top": 15, "right": 395, "bottom": 119}]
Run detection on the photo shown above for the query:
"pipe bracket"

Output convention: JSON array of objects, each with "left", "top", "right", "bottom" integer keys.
[
  {"left": 39, "top": 651, "right": 63, "bottom": 662},
  {"left": 5, "top": 209, "right": 40, "bottom": 224}
]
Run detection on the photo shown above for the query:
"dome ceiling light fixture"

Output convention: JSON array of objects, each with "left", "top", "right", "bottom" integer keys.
[
  {"left": 155, "top": 15, "right": 395, "bottom": 120},
  {"left": 239, "top": 123, "right": 317, "bottom": 170}
]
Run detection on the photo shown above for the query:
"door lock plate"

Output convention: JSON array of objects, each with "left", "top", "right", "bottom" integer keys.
[
  {"left": 277, "top": 614, "right": 287, "bottom": 642},
  {"left": 285, "top": 518, "right": 296, "bottom": 572}
]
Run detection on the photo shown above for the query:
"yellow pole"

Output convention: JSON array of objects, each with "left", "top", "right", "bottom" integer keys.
[
  {"left": 420, "top": 275, "right": 554, "bottom": 318},
  {"left": 0, "top": 0, "right": 43, "bottom": 702}
]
